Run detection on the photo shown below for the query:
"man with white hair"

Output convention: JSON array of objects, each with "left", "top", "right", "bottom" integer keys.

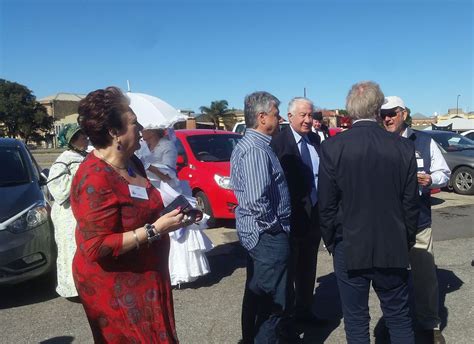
[
  {"left": 318, "top": 81, "right": 419, "bottom": 343},
  {"left": 271, "top": 97, "right": 323, "bottom": 325},
  {"left": 382, "top": 96, "right": 450, "bottom": 344}
]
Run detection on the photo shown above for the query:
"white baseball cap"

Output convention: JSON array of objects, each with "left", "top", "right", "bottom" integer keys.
[{"left": 381, "top": 96, "right": 406, "bottom": 110}]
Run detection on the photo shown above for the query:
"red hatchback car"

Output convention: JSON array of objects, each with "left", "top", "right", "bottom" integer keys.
[{"left": 174, "top": 129, "right": 242, "bottom": 225}]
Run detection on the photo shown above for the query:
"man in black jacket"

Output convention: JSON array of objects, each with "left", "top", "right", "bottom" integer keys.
[
  {"left": 271, "top": 97, "right": 322, "bottom": 324},
  {"left": 318, "top": 81, "right": 419, "bottom": 343}
]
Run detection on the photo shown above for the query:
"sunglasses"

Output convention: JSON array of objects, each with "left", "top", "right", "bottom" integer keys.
[{"left": 380, "top": 109, "right": 404, "bottom": 119}]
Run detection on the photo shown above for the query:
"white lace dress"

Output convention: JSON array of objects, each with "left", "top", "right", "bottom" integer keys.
[
  {"left": 137, "top": 141, "right": 213, "bottom": 286},
  {"left": 47, "top": 150, "right": 85, "bottom": 297},
  {"left": 158, "top": 181, "right": 213, "bottom": 286}
]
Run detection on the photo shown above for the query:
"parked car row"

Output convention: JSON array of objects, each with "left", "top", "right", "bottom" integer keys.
[{"left": 2, "top": 127, "right": 472, "bottom": 285}]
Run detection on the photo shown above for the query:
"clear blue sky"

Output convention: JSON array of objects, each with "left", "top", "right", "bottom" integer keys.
[{"left": 1, "top": 0, "right": 472, "bottom": 117}]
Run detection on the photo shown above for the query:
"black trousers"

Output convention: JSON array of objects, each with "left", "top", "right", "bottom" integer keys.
[
  {"left": 334, "top": 241, "right": 414, "bottom": 344},
  {"left": 288, "top": 204, "right": 321, "bottom": 317}
]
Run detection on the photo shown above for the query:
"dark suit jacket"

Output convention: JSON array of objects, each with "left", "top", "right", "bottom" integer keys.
[
  {"left": 318, "top": 121, "right": 419, "bottom": 270},
  {"left": 271, "top": 126, "right": 321, "bottom": 237}
]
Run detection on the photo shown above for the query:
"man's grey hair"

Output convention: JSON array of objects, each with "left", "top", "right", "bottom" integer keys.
[
  {"left": 244, "top": 91, "right": 280, "bottom": 129},
  {"left": 346, "top": 81, "right": 385, "bottom": 120},
  {"left": 288, "top": 97, "right": 314, "bottom": 115}
]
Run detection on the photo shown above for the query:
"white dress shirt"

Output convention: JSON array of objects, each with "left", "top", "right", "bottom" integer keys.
[{"left": 402, "top": 127, "right": 451, "bottom": 188}]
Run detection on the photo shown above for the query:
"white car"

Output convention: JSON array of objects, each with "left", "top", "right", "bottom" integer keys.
[
  {"left": 232, "top": 121, "right": 290, "bottom": 135},
  {"left": 461, "top": 130, "right": 474, "bottom": 141}
]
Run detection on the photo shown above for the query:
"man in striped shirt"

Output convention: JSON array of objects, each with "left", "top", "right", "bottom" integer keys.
[{"left": 230, "top": 91, "right": 292, "bottom": 344}]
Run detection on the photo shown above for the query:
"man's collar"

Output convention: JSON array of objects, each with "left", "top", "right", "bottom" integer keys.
[
  {"left": 290, "top": 125, "right": 306, "bottom": 143},
  {"left": 353, "top": 118, "right": 376, "bottom": 124},
  {"left": 246, "top": 128, "right": 272, "bottom": 144},
  {"left": 401, "top": 125, "right": 412, "bottom": 138}
]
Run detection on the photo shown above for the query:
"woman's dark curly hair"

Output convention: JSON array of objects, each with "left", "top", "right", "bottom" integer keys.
[{"left": 77, "top": 86, "right": 130, "bottom": 149}]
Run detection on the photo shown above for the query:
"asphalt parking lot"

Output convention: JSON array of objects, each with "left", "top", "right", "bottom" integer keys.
[
  {"left": 4, "top": 151, "right": 468, "bottom": 343},
  {"left": 1, "top": 190, "right": 473, "bottom": 343}
]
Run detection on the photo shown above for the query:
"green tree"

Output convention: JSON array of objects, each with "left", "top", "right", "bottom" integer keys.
[
  {"left": 199, "top": 100, "right": 236, "bottom": 130},
  {"left": 0, "top": 79, "right": 53, "bottom": 142}
]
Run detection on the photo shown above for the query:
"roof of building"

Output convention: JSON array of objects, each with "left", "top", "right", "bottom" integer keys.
[
  {"left": 434, "top": 118, "right": 474, "bottom": 130},
  {"left": 39, "top": 93, "right": 86, "bottom": 102}
]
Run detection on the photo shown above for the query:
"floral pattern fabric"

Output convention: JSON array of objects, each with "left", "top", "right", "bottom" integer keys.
[
  {"left": 47, "top": 149, "right": 85, "bottom": 297},
  {"left": 70, "top": 153, "right": 178, "bottom": 343}
]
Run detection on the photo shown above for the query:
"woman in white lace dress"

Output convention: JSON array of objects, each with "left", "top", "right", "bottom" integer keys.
[
  {"left": 139, "top": 129, "right": 213, "bottom": 286},
  {"left": 47, "top": 124, "right": 88, "bottom": 298}
]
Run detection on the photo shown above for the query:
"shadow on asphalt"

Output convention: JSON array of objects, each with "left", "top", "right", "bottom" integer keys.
[
  {"left": 373, "top": 267, "right": 464, "bottom": 343},
  {"left": 39, "top": 336, "right": 74, "bottom": 344},
  {"left": 0, "top": 271, "right": 59, "bottom": 309},
  {"left": 302, "top": 272, "right": 343, "bottom": 343},
  {"left": 437, "top": 268, "right": 464, "bottom": 331},
  {"left": 175, "top": 242, "right": 247, "bottom": 289},
  {"left": 430, "top": 196, "right": 446, "bottom": 206}
]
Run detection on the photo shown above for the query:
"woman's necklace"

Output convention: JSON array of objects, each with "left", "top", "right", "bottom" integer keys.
[{"left": 96, "top": 152, "right": 136, "bottom": 177}]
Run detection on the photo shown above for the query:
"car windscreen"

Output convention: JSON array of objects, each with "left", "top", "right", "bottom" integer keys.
[
  {"left": 0, "top": 146, "right": 30, "bottom": 187},
  {"left": 429, "top": 132, "right": 474, "bottom": 152},
  {"left": 186, "top": 134, "right": 242, "bottom": 162}
]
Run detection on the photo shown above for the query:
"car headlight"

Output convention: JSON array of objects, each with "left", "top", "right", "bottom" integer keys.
[
  {"left": 214, "top": 174, "right": 232, "bottom": 190},
  {"left": 7, "top": 203, "right": 49, "bottom": 233}
]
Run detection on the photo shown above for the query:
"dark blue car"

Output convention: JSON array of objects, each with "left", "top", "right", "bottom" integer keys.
[{"left": 0, "top": 138, "right": 55, "bottom": 284}]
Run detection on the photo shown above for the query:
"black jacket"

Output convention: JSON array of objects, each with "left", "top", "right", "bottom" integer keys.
[
  {"left": 318, "top": 121, "right": 419, "bottom": 270},
  {"left": 271, "top": 126, "right": 321, "bottom": 237}
]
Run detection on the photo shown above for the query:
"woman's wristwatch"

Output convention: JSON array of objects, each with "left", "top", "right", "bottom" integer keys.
[{"left": 144, "top": 223, "right": 161, "bottom": 243}]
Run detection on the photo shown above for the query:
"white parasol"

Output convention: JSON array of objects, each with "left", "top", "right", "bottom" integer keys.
[{"left": 127, "top": 92, "right": 187, "bottom": 129}]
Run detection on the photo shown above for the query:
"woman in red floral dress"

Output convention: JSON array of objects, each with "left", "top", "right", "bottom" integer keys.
[{"left": 71, "top": 87, "right": 186, "bottom": 343}]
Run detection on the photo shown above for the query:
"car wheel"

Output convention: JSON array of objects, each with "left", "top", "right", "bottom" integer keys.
[
  {"left": 452, "top": 167, "right": 474, "bottom": 195},
  {"left": 195, "top": 191, "right": 217, "bottom": 227}
]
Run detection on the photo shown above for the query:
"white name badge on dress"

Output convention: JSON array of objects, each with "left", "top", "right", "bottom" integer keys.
[
  {"left": 129, "top": 185, "right": 149, "bottom": 200},
  {"left": 417, "top": 158, "right": 424, "bottom": 169}
]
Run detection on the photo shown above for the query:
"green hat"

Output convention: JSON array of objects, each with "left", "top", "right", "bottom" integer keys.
[{"left": 58, "top": 124, "right": 82, "bottom": 148}]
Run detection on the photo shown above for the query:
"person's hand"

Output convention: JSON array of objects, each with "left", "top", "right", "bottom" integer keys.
[
  {"left": 148, "top": 165, "right": 172, "bottom": 182},
  {"left": 153, "top": 208, "right": 185, "bottom": 234},
  {"left": 417, "top": 172, "right": 432, "bottom": 187}
]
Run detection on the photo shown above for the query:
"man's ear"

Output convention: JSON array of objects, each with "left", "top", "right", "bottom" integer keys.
[
  {"left": 258, "top": 112, "right": 266, "bottom": 125},
  {"left": 402, "top": 110, "right": 408, "bottom": 121}
]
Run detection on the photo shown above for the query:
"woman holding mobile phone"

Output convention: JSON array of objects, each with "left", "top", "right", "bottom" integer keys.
[{"left": 71, "top": 87, "right": 185, "bottom": 343}]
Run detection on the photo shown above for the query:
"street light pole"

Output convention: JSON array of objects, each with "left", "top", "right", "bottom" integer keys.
[{"left": 456, "top": 94, "right": 461, "bottom": 115}]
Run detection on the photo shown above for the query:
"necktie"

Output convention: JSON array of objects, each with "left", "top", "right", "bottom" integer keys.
[{"left": 300, "top": 137, "right": 317, "bottom": 205}]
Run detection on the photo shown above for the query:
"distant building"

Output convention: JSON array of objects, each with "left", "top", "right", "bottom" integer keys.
[
  {"left": 411, "top": 118, "right": 436, "bottom": 128},
  {"left": 38, "top": 93, "right": 85, "bottom": 147}
]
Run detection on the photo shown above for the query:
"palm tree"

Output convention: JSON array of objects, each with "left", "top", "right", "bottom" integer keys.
[{"left": 199, "top": 100, "right": 236, "bottom": 130}]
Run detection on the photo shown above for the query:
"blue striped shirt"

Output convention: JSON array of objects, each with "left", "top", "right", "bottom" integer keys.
[{"left": 230, "top": 129, "right": 291, "bottom": 250}]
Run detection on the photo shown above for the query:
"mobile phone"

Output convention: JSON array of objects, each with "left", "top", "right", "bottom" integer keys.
[{"left": 159, "top": 195, "right": 191, "bottom": 216}]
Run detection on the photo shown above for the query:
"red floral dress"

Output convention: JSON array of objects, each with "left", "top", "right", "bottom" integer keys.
[{"left": 70, "top": 153, "right": 178, "bottom": 343}]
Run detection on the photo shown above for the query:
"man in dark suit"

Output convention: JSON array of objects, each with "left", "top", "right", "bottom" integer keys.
[
  {"left": 271, "top": 97, "right": 322, "bottom": 324},
  {"left": 318, "top": 81, "right": 419, "bottom": 343}
]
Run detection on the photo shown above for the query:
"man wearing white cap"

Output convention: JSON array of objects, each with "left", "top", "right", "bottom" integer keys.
[{"left": 381, "top": 96, "right": 450, "bottom": 344}]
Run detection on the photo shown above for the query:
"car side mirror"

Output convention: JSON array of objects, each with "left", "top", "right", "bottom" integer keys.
[
  {"left": 39, "top": 170, "right": 49, "bottom": 186},
  {"left": 177, "top": 155, "right": 186, "bottom": 169}
]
